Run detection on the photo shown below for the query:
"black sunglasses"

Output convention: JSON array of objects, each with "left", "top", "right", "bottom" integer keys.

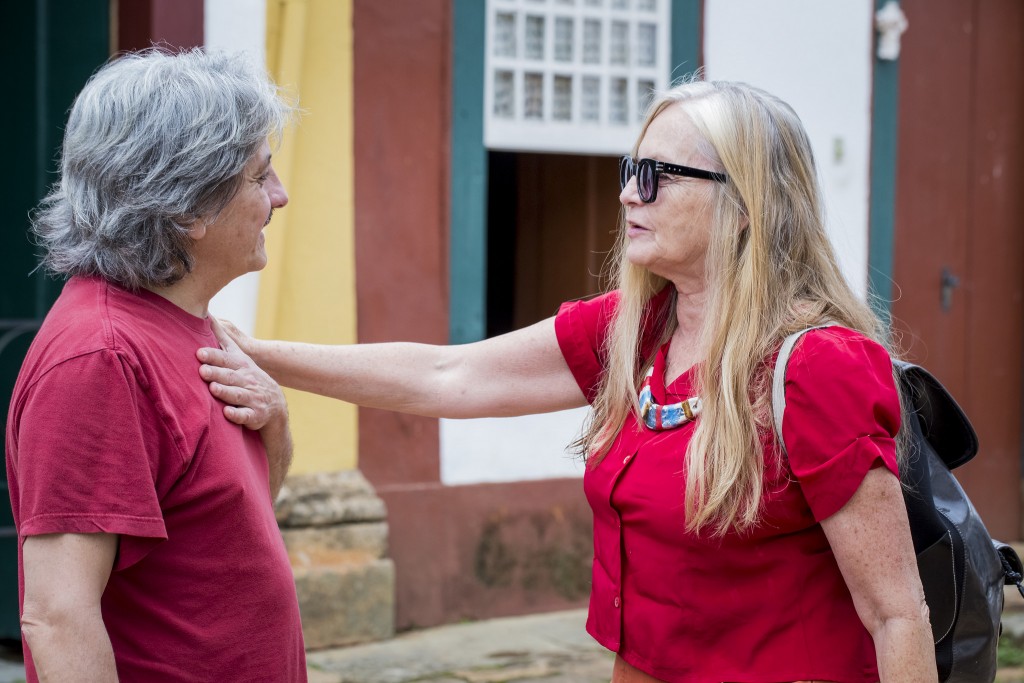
[{"left": 619, "top": 156, "right": 728, "bottom": 203}]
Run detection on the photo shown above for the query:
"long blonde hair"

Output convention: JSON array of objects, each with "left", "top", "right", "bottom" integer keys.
[{"left": 580, "top": 80, "right": 891, "bottom": 536}]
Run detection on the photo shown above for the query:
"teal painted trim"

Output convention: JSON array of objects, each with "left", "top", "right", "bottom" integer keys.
[
  {"left": 867, "top": 0, "right": 900, "bottom": 321},
  {"left": 670, "top": 0, "right": 703, "bottom": 81},
  {"left": 0, "top": 0, "right": 109, "bottom": 643},
  {"left": 450, "top": 0, "right": 488, "bottom": 343},
  {"left": 35, "top": 0, "right": 110, "bottom": 316}
]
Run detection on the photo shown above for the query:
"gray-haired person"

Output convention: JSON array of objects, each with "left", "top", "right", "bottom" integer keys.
[{"left": 6, "top": 48, "right": 306, "bottom": 681}]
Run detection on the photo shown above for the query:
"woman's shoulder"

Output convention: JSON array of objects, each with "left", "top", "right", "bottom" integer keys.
[
  {"left": 777, "top": 324, "right": 902, "bottom": 521},
  {"left": 790, "top": 324, "right": 890, "bottom": 364},
  {"left": 554, "top": 290, "right": 619, "bottom": 344},
  {"left": 560, "top": 289, "right": 620, "bottom": 315},
  {"left": 785, "top": 324, "right": 896, "bottom": 397}
]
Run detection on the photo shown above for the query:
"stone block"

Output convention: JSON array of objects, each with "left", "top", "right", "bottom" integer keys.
[
  {"left": 295, "top": 557, "right": 396, "bottom": 650},
  {"left": 283, "top": 522, "right": 389, "bottom": 565},
  {"left": 276, "top": 470, "right": 387, "bottom": 527},
  {"left": 276, "top": 469, "right": 395, "bottom": 647}
]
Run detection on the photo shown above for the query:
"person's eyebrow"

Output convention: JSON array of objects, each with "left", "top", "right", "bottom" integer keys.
[{"left": 256, "top": 153, "right": 272, "bottom": 174}]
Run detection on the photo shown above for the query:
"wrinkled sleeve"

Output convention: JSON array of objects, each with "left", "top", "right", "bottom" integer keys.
[
  {"left": 781, "top": 328, "right": 901, "bottom": 522},
  {"left": 14, "top": 350, "right": 168, "bottom": 569},
  {"left": 554, "top": 291, "right": 620, "bottom": 404}
]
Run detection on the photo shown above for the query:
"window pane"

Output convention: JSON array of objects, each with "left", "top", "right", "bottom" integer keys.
[
  {"left": 553, "top": 76, "right": 573, "bottom": 121},
  {"left": 494, "top": 13, "right": 516, "bottom": 58},
  {"left": 494, "top": 71, "right": 515, "bottom": 119},
  {"left": 554, "top": 17, "right": 574, "bottom": 62},
  {"left": 525, "top": 15, "right": 545, "bottom": 60},
  {"left": 637, "top": 23, "right": 656, "bottom": 66},
  {"left": 610, "top": 77, "right": 628, "bottom": 124},
  {"left": 610, "top": 21, "right": 629, "bottom": 66},
  {"left": 583, "top": 19, "right": 602, "bottom": 64},
  {"left": 582, "top": 76, "right": 600, "bottom": 122},
  {"left": 524, "top": 72, "right": 544, "bottom": 119}
]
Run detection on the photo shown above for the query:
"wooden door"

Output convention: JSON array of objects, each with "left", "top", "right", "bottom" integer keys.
[{"left": 892, "top": 0, "right": 1024, "bottom": 540}]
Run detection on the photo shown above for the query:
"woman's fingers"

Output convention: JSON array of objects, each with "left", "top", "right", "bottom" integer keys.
[
  {"left": 196, "top": 346, "right": 242, "bottom": 369},
  {"left": 223, "top": 404, "right": 257, "bottom": 427},
  {"left": 210, "top": 317, "right": 240, "bottom": 353}
]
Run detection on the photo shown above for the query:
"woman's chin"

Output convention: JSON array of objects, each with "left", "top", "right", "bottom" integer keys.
[{"left": 625, "top": 244, "right": 655, "bottom": 270}]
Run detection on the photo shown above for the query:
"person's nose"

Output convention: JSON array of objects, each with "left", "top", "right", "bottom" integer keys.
[
  {"left": 268, "top": 170, "right": 289, "bottom": 208},
  {"left": 619, "top": 174, "right": 641, "bottom": 207}
]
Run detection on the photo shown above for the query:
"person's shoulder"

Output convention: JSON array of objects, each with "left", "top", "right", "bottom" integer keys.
[
  {"left": 29, "top": 278, "right": 119, "bottom": 364},
  {"left": 788, "top": 325, "right": 892, "bottom": 382},
  {"left": 795, "top": 325, "right": 888, "bottom": 359},
  {"left": 561, "top": 289, "right": 620, "bottom": 310},
  {"left": 21, "top": 277, "right": 177, "bottom": 394},
  {"left": 555, "top": 290, "right": 620, "bottom": 331}
]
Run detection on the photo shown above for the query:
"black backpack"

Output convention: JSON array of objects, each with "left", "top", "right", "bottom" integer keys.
[{"left": 773, "top": 328, "right": 1023, "bottom": 682}]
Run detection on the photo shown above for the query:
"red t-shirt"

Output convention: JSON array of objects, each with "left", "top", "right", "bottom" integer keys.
[
  {"left": 6, "top": 276, "right": 306, "bottom": 682},
  {"left": 555, "top": 291, "right": 900, "bottom": 683}
]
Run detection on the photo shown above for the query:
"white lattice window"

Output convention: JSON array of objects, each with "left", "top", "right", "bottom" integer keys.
[{"left": 484, "top": 0, "right": 671, "bottom": 155}]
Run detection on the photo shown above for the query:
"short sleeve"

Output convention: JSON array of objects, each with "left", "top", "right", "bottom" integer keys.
[
  {"left": 13, "top": 350, "right": 169, "bottom": 569},
  {"left": 781, "top": 327, "right": 901, "bottom": 522},
  {"left": 554, "top": 292, "right": 620, "bottom": 403}
]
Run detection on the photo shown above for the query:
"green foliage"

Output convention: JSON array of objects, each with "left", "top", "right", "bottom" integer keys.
[{"left": 1000, "top": 637, "right": 1024, "bottom": 667}]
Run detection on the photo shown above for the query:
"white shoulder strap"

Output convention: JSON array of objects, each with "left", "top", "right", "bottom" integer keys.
[{"left": 771, "top": 325, "right": 835, "bottom": 457}]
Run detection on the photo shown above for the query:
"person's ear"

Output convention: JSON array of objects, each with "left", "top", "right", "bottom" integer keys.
[{"left": 186, "top": 219, "right": 207, "bottom": 241}]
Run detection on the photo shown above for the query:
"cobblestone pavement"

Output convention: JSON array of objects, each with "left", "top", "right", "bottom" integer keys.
[
  {"left": 305, "top": 609, "right": 613, "bottom": 683},
  {"left": 3, "top": 607, "right": 1024, "bottom": 681}
]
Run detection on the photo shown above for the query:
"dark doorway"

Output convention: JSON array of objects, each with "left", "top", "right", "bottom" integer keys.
[{"left": 486, "top": 152, "right": 621, "bottom": 337}]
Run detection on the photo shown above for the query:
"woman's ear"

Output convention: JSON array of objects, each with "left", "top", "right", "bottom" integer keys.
[{"left": 186, "top": 219, "right": 207, "bottom": 241}]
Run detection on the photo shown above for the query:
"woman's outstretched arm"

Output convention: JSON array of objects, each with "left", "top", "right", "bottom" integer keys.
[{"left": 197, "top": 316, "right": 588, "bottom": 420}]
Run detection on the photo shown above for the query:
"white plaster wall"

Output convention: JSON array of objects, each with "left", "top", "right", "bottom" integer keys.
[
  {"left": 704, "top": 0, "right": 875, "bottom": 297},
  {"left": 205, "top": 0, "right": 268, "bottom": 335},
  {"left": 440, "top": 409, "right": 590, "bottom": 486}
]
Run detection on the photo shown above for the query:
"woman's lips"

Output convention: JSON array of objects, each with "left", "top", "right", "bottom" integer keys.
[{"left": 627, "top": 222, "right": 650, "bottom": 238}]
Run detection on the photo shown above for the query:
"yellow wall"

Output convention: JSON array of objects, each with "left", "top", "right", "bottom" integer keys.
[{"left": 260, "top": 0, "right": 357, "bottom": 474}]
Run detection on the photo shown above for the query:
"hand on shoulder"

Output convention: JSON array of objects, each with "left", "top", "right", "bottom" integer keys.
[{"left": 197, "top": 318, "right": 287, "bottom": 430}]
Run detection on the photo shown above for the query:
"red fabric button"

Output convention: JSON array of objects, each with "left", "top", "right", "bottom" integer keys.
[
  {"left": 614, "top": 596, "right": 621, "bottom": 608},
  {"left": 623, "top": 455, "right": 631, "bottom": 464}
]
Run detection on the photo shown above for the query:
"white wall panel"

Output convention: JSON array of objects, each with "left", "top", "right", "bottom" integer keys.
[
  {"left": 205, "top": 0, "right": 268, "bottom": 334},
  {"left": 440, "top": 409, "right": 590, "bottom": 485},
  {"left": 704, "top": 0, "right": 875, "bottom": 296}
]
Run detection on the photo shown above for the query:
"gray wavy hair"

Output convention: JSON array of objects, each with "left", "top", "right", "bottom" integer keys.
[{"left": 31, "top": 47, "right": 296, "bottom": 289}]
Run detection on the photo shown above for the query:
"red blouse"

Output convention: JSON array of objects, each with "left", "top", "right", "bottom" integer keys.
[{"left": 554, "top": 291, "right": 900, "bottom": 683}]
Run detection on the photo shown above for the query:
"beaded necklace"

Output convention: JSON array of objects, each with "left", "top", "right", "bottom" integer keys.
[{"left": 638, "top": 342, "right": 702, "bottom": 430}]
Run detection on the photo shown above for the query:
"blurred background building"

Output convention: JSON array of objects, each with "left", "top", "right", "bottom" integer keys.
[{"left": 2, "top": 0, "right": 1022, "bottom": 646}]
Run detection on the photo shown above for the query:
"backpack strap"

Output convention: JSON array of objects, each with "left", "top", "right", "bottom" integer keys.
[
  {"left": 772, "top": 332, "right": 980, "bottom": 469},
  {"left": 771, "top": 324, "right": 835, "bottom": 456}
]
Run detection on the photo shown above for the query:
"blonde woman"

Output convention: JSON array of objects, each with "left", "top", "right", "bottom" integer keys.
[{"left": 198, "top": 81, "right": 934, "bottom": 682}]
